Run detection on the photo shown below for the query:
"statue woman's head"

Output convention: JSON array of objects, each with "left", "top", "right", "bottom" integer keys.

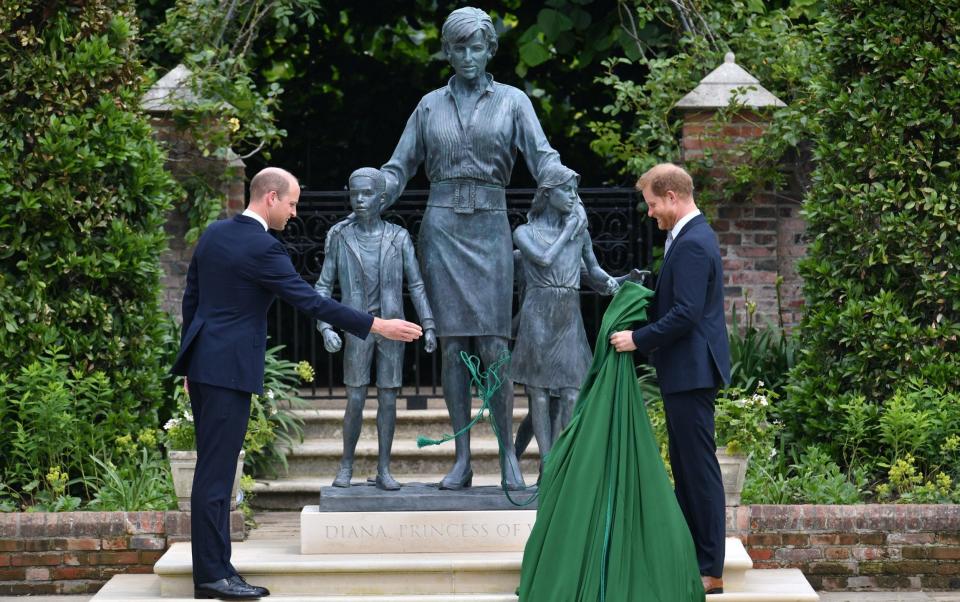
[{"left": 442, "top": 7, "right": 498, "bottom": 82}]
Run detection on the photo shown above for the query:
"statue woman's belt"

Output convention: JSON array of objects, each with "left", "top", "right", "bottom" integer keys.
[
  {"left": 527, "top": 284, "right": 577, "bottom": 291},
  {"left": 429, "top": 179, "right": 506, "bottom": 214}
]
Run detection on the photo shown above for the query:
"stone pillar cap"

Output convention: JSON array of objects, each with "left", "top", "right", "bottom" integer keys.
[
  {"left": 142, "top": 64, "right": 232, "bottom": 113},
  {"left": 675, "top": 52, "right": 786, "bottom": 110}
]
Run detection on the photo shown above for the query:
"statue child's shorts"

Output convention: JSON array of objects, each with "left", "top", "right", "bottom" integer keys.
[{"left": 343, "top": 333, "right": 404, "bottom": 388}]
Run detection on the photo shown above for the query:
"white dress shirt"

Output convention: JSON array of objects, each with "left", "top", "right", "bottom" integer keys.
[
  {"left": 665, "top": 208, "right": 701, "bottom": 255},
  {"left": 242, "top": 208, "right": 268, "bottom": 231}
]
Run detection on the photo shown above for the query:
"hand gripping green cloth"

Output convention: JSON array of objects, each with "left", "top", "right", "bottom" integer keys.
[{"left": 518, "top": 282, "right": 705, "bottom": 602}]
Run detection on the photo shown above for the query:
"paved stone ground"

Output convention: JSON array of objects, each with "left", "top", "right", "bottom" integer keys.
[
  {"left": 819, "top": 594, "right": 960, "bottom": 601},
  {"left": 3, "top": 591, "right": 959, "bottom": 601}
]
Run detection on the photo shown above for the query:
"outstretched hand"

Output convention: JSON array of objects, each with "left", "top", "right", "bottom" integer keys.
[
  {"left": 371, "top": 317, "right": 423, "bottom": 342},
  {"left": 609, "top": 330, "right": 637, "bottom": 352}
]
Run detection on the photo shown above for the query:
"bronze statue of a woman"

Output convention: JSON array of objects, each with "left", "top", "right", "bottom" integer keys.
[{"left": 379, "top": 7, "right": 579, "bottom": 490}]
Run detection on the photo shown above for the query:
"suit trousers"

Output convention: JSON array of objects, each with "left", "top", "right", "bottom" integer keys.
[
  {"left": 662, "top": 387, "right": 726, "bottom": 578},
  {"left": 188, "top": 381, "right": 251, "bottom": 584}
]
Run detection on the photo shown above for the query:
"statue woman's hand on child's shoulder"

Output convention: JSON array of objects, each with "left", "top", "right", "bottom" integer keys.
[{"left": 568, "top": 203, "right": 588, "bottom": 242}]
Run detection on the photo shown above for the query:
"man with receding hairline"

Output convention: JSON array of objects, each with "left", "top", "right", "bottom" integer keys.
[
  {"left": 172, "top": 166, "right": 423, "bottom": 599},
  {"left": 609, "top": 162, "right": 731, "bottom": 594}
]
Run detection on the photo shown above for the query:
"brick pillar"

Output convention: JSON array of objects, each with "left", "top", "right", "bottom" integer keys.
[
  {"left": 146, "top": 116, "right": 246, "bottom": 321},
  {"left": 679, "top": 111, "right": 805, "bottom": 330},
  {"left": 673, "top": 53, "right": 804, "bottom": 330}
]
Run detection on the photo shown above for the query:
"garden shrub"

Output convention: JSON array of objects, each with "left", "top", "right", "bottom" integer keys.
[
  {"left": 0, "top": 1, "right": 181, "bottom": 505},
  {"left": 783, "top": 1, "right": 960, "bottom": 470},
  {"left": 743, "top": 445, "right": 868, "bottom": 505}
]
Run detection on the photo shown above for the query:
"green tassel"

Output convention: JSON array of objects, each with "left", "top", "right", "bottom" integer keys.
[
  {"left": 416, "top": 435, "right": 448, "bottom": 448},
  {"left": 413, "top": 350, "right": 539, "bottom": 506}
]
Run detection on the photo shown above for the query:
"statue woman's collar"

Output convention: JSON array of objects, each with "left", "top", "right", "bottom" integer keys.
[{"left": 445, "top": 73, "right": 496, "bottom": 96}]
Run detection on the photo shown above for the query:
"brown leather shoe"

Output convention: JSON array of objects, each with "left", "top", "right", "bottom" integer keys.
[{"left": 701, "top": 575, "right": 724, "bottom": 594}]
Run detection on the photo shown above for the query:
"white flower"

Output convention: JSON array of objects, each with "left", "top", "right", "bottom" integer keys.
[
  {"left": 183, "top": 411, "right": 194, "bottom": 423},
  {"left": 758, "top": 380, "right": 765, "bottom": 388},
  {"left": 269, "top": 407, "right": 278, "bottom": 416},
  {"left": 769, "top": 448, "right": 777, "bottom": 458},
  {"left": 164, "top": 418, "right": 180, "bottom": 431},
  {"left": 266, "top": 390, "right": 275, "bottom": 400}
]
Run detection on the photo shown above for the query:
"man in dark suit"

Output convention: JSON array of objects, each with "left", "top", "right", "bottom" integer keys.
[
  {"left": 172, "top": 167, "right": 422, "bottom": 600},
  {"left": 610, "top": 163, "right": 731, "bottom": 595}
]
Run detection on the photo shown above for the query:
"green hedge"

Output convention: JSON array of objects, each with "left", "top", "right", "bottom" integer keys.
[
  {"left": 0, "top": 1, "right": 180, "bottom": 504},
  {"left": 784, "top": 0, "right": 960, "bottom": 466}
]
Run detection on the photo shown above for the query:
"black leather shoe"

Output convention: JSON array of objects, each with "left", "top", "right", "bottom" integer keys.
[
  {"left": 194, "top": 578, "right": 261, "bottom": 599},
  {"left": 229, "top": 575, "right": 270, "bottom": 597}
]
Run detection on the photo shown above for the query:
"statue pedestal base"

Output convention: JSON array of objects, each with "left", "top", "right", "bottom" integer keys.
[{"left": 318, "top": 482, "right": 538, "bottom": 512}]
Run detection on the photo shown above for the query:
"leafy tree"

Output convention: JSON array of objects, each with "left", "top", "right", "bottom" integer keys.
[
  {"left": 135, "top": 0, "right": 322, "bottom": 241},
  {"left": 234, "top": 0, "right": 650, "bottom": 187},
  {"left": 0, "top": 0, "right": 180, "bottom": 501},
  {"left": 586, "top": 1, "right": 822, "bottom": 200},
  {"left": 782, "top": 0, "right": 960, "bottom": 459}
]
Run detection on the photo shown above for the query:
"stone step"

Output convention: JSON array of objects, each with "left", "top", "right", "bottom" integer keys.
[
  {"left": 156, "top": 542, "right": 520, "bottom": 597},
  {"left": 283, "top": 438, "right": 541, "bottom": 480},
  {"left": 296, "top": 388, "right": 530, "bottom": 411},
  {"left": 92, "top": 574, "right": 518, "bottom": 601},
  {"left": 92, "top": 569, "right": 820, "bottom": 601},
  {"left": 295, "top": 408, "right": 530, "bottom": 440},
  {"left": 95, "top": 536, "right": 817, "bottom": 601}
]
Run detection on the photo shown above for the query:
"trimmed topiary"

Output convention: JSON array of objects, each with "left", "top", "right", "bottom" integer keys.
[
  {"left": 784, "top": 0, "right": 960, "bottom": 460},
  {"left": 0, "top": 1, "right": 181, "bottom": 501}
]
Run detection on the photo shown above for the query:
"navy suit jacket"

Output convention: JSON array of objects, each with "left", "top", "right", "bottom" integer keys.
[
  {"left": 171, "top": 215, "right": 374, "bottom": 394},
  {"left": 631, "top": 214, "right": 731, "bottom": 395}
]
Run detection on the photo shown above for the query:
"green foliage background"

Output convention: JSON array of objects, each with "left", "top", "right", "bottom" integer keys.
[
  {"left": 0, "top": 0, "right": 181, "bottom": 502},
  {"left": 782, "top": 0, "right": 960, "bottom": 465},
  {"left": 149, "top": 0, "right": 651, "bottom": 188},
  {"left": 1, "top": 0, "right": 957, "bottom": 506}
]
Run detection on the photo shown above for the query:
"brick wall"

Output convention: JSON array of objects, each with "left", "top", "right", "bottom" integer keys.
[
  {"left": 726, "top": 505, "right": 960, "bottom": 591},
  {"left": 681, "top": 109, "right": 807, "bottom": 330},
  {"left": 0, "top": 511, "right": 244, "bottom": 596}
]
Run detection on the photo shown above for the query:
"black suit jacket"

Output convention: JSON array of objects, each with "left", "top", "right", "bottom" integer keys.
[
  {"left": 171, "top": 215, "right": 373, "bottom": 394},
  {"left": 632, "top": 214, "right": 731, "bottom": 395}
]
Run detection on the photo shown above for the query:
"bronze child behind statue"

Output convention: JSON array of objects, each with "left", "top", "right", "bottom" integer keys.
[
  {"left": 315, "top": 167, "right": 437, "bottom": 490},
  {"left": 509, "top": 165, "right": 619, "bottom": 462}
]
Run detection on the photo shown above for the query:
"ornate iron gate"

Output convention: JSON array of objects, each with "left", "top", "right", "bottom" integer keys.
[{"left": 269, "top": 187, "right": 656, "bottom": 399}]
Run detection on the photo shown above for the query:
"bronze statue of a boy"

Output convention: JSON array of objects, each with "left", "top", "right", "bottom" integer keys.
[{"left": 315, "top": 167, "right": 437, "bottom": 490}]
